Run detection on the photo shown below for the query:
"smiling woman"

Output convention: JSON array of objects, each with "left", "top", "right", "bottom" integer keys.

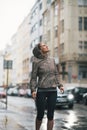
[{"left": 0, "top": 0, "right": 35, "bottom": 50}]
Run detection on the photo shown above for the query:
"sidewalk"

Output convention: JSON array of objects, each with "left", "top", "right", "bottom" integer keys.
[
  {"left": 0, "top": 98, "right": 61, "bottom": 130},
  {"left": 0, "top": 100, "right": 34, "bottom": 130},
  {"left": 0, "top": 109, "right": 25, "bottom": 130},
  {"left": 0, "top": 103, "right": 47, "bottom": 130},
  {"left": 0, "top": 110, "right": 48, "bottom": 130}
]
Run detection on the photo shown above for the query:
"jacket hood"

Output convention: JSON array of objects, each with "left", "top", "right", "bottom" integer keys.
[{"left": 33, "top": 45, "right": 47, "bottom": 59}]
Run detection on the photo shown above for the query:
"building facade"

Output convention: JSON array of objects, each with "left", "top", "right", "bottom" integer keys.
[
  {"left": 29, "top": 0, "right": 43, "bottom": 78},
  {"left": 42, "top": 0, "right": 87, "bottom": 85},
  {"left": 1, "top": 0, "right": 86, "bottom": 88},
  {"left": 0, "top": 51, "right": 5, "bottom": 86}
]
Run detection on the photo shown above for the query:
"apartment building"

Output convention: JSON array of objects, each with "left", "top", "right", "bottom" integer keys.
[
  {"left": 0, "top": 1, "right": 43, "bottom": 87},
  {"left": 10, "top": 33, "right": 18, "bottom": 87},
  {"left": 16, "top": 14, "right": 30, "bottom": 87},
  {"left": 0, "top": 51, "right": 5, "bottom": 86},
  {"left": 29, "top": 0, "right": 43, "bottom": 77},
  {"left": 9, "top": 14, "right": 31, "bottom": 89},
  {"left": 3, "top": 1, "right": 44, "bottom": 88},
  {"left": 1, "top": 0, "right": 86, "bottom": 87},
  {"left": 42, "top": 0, "right": 87, "bottom": 84}
]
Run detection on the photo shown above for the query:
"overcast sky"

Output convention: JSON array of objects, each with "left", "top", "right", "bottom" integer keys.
[{"left": 0, "top": 0, "right": 35, "bottom": 51}]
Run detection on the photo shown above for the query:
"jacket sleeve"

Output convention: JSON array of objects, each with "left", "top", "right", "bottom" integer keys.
[
  {"left": 54, "top": 60, "right": 63, "bottom": 89},
  {"left": 30, "top": 60, "right": 38, "bottom": 93}
]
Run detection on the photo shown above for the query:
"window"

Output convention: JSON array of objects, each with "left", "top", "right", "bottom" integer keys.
[
  {"left": 35, "top": 23, "right": 38, "bottom": 30},
  {"left": 79, "top": 65, "right": 87, "bottom": 79},
  {"left": 47, "top": 10, "right": 50, "bottom": 22},
  {"left": 60, "top": 0, "right": 64, "bottom": 9},
  {"left": 79, "top": 41, "right": 83, "bottom": 49},
  {"left": 79, "top": 17, "right": 82, "bottom": 30},
  {"left": 43, "top": 16, "right": 47, "bottom": 26},
  {"left": 54, "top": 47, "right": 59, "bottom": 64},
  {"left": 39, "top": 19, "right": 42, "bottom": 26},
  {"left": 84, "top": 17, "right": 87, "bottom": 30},
  {"left": 47, "top": 0, "right": 51, "bottom": 4},
  {"left": 54, "top": 47, "right": 58, "bottom": 57},
  {"left": 35, "top": 8, "right": 38, "bottom": 15},
  {"left": 35, "top": 38, "right": 38, "bottom": 45},
  {"left": 78, "top": 0, "right": 87, "bottom": 6},
  {"left": 78, "top": 41, "right": 87, "bottom": 50},
  {"left": 39, "top": 3, "right": 42, "bottom": 10},
  {"left": 60, "top": 43, "right": 64, "bottom": 54},
  {"left": 43, "top": 34, "right": 47, "bottom": 42},
  {"left": 60, "top": 20, "right": 64, "bottom": 33},
  {"left": 78, "top": 0, "right": 84, "bottom": 6},
  {"left": 39, "top": 35, "right": 42, "bottom": 42},
  {"left": 54, "top": 26, "right": 58, "bottom": 38},
  {"left": 79, "top": 17, "right": 87, "bottom": 31},
  {"left": 54, "top": 4, "right": 58, "bottom": 16},
  {"left": 84, "top": 41, "right": 87, "bottom": 49},
  {"left": 47, "top": 30, "right": 50, "bottom": 41},
  {"left": 31, "top": 41, "right": 36, "bottom": 48}
]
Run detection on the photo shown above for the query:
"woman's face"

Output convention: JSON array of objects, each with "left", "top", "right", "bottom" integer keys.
[{"left": 40, "top": 43, "right": 49, "bottom": 54}]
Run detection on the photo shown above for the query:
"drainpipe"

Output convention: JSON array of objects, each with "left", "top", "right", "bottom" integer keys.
[{"left": 57, "top": 0, "right": 61, "bottom": 80}]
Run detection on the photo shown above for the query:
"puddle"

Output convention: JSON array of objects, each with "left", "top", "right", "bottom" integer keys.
[
  {"left": 54, "top": 111, "right": 87, "bottom": 130},
  {"left": 61, "top": 116, "right": 87, "bottom": 130}
]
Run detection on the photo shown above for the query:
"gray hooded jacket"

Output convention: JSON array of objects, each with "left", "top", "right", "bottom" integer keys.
[{"left": 30, "top": 55, "right": 61, "bottom": 93}]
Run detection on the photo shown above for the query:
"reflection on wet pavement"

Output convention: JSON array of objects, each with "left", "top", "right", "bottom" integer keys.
[
  {"left": 55, "top": 116, "right": 87, "bottom": 130},
  {"left": 54, "top": 109, "right": 87, "bottom": 130},
  {"left": 0, "top": 115, "right": 8, "bottom": 129},
  {"left": 71, "top": 116, "right": 87, "bottom": 130},
  {"left": 0, "top": 110, "right": 27, "bottom": 130},
  {"left": 0, "top": 98, "right": 87, "bottom": 130},
  {"left": 62, "top": 111, "right": 78, "bottom": 129},
  {"left": 0, "top": 115, "right": 25, "bottom": 130}
]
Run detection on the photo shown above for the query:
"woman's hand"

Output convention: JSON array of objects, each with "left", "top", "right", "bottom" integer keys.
[
  {"left": 60, "top": 86, "right": 64, "bottom": 93},
  {"left": 59, "top": 84, "right": 64, "bottom": 93},
  {"left": 32, "top": 91, "right": 37, "bottom": 99}
]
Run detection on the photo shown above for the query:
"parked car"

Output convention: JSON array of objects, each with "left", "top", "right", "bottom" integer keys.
[
  {"left": 18, "top": 89, "right": 26, "bottom": 96},
  {"left": 7, "top": 87, "right": 19, "bottom": 96},
  {"left": 7, "top": 88, "right": 13, "bottom": 96},
  {"left": 83, "top": 93, "right": 87, "bottom": 105},
  {"left": 12, "top": 88, "right": 19, "bottom": 96},
  {"left": 0, "top": 87, "right": 6, "bottom": 98},
  {"left": 56, "top": 88, "right": 74, "bottom": 109},
  {"left": 25, "top": 89, "right": 31, "bottom": 98},
  {"left": 74, "top": 87, "right": 87, "bottom": 103},
  {"left": 66, "top": 87, "right": 87, "bottom": 103}
]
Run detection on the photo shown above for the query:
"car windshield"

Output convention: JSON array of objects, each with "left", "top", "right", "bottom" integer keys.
[{"left": 75, "top": 87, "right": 87, "bottom": 93}]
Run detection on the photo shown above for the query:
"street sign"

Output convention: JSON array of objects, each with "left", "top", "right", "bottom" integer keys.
[
  {"left": 3, "top": 60, "right": 13, "bottom": 109},
  {"left": 4, "top": 60, "right": 13, "bottom": 69}
]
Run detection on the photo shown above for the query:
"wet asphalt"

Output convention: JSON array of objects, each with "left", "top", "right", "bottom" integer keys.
[{"left": 0, "top": 96, "right": 87, "bottom": 130}]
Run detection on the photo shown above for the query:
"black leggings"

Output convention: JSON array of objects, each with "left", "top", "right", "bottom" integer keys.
[{"left": 36, "top": 90, "right": 57, "bottom": 121}]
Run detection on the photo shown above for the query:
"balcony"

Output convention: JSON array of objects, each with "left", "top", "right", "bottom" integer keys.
[
  {"left": 78, "top": 54, "right": 87, "bottom": 62},
  {"left": 59, "top": 53, "right": 87, "bottom": 63}
]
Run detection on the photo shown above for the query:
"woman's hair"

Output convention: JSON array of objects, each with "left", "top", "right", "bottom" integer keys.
[{"left": 33, "top": 43, "right": 42, "bottom": 59}]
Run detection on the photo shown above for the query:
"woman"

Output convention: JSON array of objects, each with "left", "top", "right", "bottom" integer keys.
[{"left": 30, "top": 43, "right": 64, "bottom": 130}]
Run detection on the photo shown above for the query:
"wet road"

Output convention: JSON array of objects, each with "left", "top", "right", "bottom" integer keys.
[
  {"left": 0, "top": 96, "right": 87, "bottom": 130},
  {"left": 54, "top": 105, "right": 87, "bottom": 130}
]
